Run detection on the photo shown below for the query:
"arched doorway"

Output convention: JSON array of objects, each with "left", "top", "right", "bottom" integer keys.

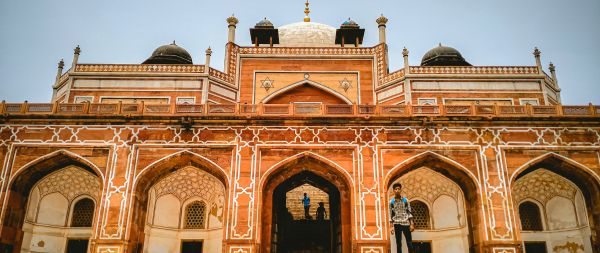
[
  {"left": 129, "top": 152, "right": 228, "bottom": 253},
  {"left": 511, "top": 154, "right": 600, "bottom": 253},
  {"left": 260, "top": 155, "right": 352, "bottom": 253},
  {"left": 385, "top": 153, "right": 481, "bottom": 253},
  {"left": 0, "top": 151, "right": 103, "bottom": 253}
]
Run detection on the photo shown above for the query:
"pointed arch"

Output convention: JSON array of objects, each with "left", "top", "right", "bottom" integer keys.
[
  {"left": 127, "top": 150, "right": 230, "bottom": 251},
  {"left": 1, "top": 149, "right": 104, "bottom": 252},
  {"left": 384, "top": 150, "right": 482, "bottom": 251},
  {"left": 259, "top": 151, "right": 353, "bottom": 253},
  {"left": 9, "top": 149, "right": 105, "bottom": 187},
  {"left": 509, "top": 151, "right": 600, "bottom": 249},
  {"left": 509, "top": 152, "right": 600, "bottom": 185},
  {"left": 384, "top": 151, "right": 480, "bottom": 188},
  {"left": 261, "top": 80, "right": 353, "bottom": 104},
  {"left": 259, "top": 151, "right": 354, "bottom": 189},
  {"left": 134, "top": 150, "right": 229, "bottom": 191}
]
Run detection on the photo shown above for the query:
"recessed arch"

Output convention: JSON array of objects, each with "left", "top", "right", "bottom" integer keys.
[
  {"left": 9, "top": 149, "right": 105, "bottom": 188},
  {"left": 127, "top": 150, "right": 230, "bottom": 253},
  {"left": 261, "top": 79, "right": 353, "bottom": 104},
  {"left": 510, "top": 153, "right": 600, "bottom": 251},
  {"left": 509, "top": 152, "right": 600, "bottom": 186},
  {"left": 384, "top": 151, "right": 480, "bottom": 188},
  {"left": 1, "top": 151, "right": 103, "bottom": 253},
  {"left": 385, "top": 151, "right": 482, "bottom": 252},
  {"left": 134, "top": 150, "right": 229, "bottom": 191}
]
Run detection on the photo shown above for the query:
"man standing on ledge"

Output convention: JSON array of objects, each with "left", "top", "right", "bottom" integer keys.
[
  {"left": 302, "top": 192, "right": 311, "bottom": 219},
  {"left": 390, "top": 183, "right": 414, "bottom": 253}
]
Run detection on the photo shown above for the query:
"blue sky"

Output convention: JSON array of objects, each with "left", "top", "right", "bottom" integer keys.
[{"left": 1, "top": 0, "right": 599, "bottom": 104}]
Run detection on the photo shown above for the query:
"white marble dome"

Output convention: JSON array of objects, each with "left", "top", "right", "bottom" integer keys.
[{"left": 278, "top": 22, "right": 336, "bottom": 47}]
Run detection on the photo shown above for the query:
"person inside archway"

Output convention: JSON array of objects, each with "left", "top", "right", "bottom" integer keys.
[
  {"left": 316, "top": 201, "right": 327, "bottom": 221},
  {"left": 390, "top": 183, "right": 414, "bottom": 253},
  {"left": 302, "top": 192, "right": 311, "bottom": 219}
]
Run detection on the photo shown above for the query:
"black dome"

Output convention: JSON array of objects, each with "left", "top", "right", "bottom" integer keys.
[
  {"left": 421, "top": 44, "right": 471, "bottom": 66},
  {"left": 142, "top": 42, "right": 193, "bottom": 65}
]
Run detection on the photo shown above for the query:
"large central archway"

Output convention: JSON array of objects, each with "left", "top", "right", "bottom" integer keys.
[{"left": 260, "top": 154, "right": 352, "bottom": 253}]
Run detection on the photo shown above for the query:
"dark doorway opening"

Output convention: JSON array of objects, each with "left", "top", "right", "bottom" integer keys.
[
  {"left": 270, "top": 171, "right": 341, "bottom": 253},
  {"left": 181, "top": 241, "right": 203, "bottom": 253},
  {"left": 66, "top": 239, "right": 89, "bottom": 253},
  {"left": 524, "top": 242, "right": 547, "bottom": 253},
  {"left": 413, "top": 241, "right": 432, "bottom": 253}
]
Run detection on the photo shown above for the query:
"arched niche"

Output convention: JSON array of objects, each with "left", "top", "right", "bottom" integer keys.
[
  {"left": 385, "top": 153, "right": 480, "bottom": 253},
  {"left": 130, "top": 152, "right": 228, "bottom": 253},
  {"left": 1, "top": 151, "right": 103, "bottom": 253}
]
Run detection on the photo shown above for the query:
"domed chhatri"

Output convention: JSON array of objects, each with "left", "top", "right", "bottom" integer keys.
[
  {"left": 341, "top": 18, "right": 359, "bottom": 29},
  {"left": 255, "top": 18, "right": 274, "bottom": 29},
  {"left": 142, "top": 41, "right": 193, "bottom": 65},
  {"left": 421, "top": 43, "right": 471, "bottom": 66}
]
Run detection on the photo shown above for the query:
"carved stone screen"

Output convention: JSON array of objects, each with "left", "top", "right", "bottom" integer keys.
[
  {"left": 519, "top": 201, "right": 543, "bottom": 231},
  {"left": 411, "top": 200, "right": 431, "bottom": 229},
  {"left": 185, "top": 201, "right": 207, "bottom": 229},
  {"left": 71, "top": 198, "right": 95, "bottom": 227}
]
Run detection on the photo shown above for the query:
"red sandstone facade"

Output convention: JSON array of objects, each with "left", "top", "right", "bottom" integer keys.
[{"left": 1, "top": 12, "right": 599, "bottom": 253}]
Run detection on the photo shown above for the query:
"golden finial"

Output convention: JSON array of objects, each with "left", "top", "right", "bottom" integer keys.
[{"left": 304, "top": 0, "right": 311, "bottom": 22}]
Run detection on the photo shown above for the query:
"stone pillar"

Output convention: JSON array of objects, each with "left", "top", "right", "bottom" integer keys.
[
  {"left": 533, "top": 47, "right": 541, "bottom": 72},
  {"left": 205, "top": 47, "right": 212, "bottom": 73},
  {"left": 227, "top": 15, "right": 238, "bottom": 44},
  {"left": 72, "top": 45, "right": 81, "bottom": 69},
  {"left": 376, "top": 14, "right": 388, "bottom": 44},
  {"left": 52, "top": 59, "right": 65, "bottom": 101},
  {"left": 90, "top": 145, "right": 133, "bottom": 253},
  {"left": 202, "top": 48, "right": 212, "bottom": 104},
  {"left": 55, "top": 59, "right": 65, "bottom": 83},
  {"left": 402, "top": 47, "right": 409, "bottom": 71},
  {"left": 549, "top": 62, "right": 558, "bottom": 85}
]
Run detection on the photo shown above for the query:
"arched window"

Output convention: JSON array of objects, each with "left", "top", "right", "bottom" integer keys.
[
  {"left": 184, "top": 201, "right": 207, "bottom": 229},
  {"left": 410, "top": 200, "right": 431, "bottom": 229},
  {"left": 519, "top": 201, "right": 543, "bottom": 231},
  {"left": 71, "top": 198, "right": 95, "bottom": 227}
]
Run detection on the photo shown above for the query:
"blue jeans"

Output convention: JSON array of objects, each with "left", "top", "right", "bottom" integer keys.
[{"left": 393, "top": 224, "right": 413, "bottom": 253}]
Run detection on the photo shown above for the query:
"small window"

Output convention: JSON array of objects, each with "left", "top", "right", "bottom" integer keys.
[
  {"left": 184, "top": 201, "right": 207, "bottom": 229},
  {"left": 410, "top": 200, "right": 431, "bottom": 230},
  {"left": 71, "top": 198, "right": 95, "bottom": 227},
  {"left": 519, "top": 201, "right": 543, "bottom": 231},
  {"left": 520, "top": 99, "right": 539, "bottom": 106},
  {"left": 177, "top": 97, "right": 196, "bottom": 105},
  {"left": 74, "top": 96, "right": 93, "bottom": 103},
  {"left": 418, "top": 98, "right": 437, "bottom": 105}
]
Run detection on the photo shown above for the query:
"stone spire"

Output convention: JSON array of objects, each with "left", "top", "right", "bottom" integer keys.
[
  {"left": 376, "top": 14, "right": 388, "bottom": 44},
  {"left": 72, "top": 45, "right": 81, "bottom": 67},
  {"left": 549, "top": 62, "right": 558, "bottom": 86},
  {"left": 304, "top": 0, "right": 311, "bottom": 22},
  {"left": 533, "top": 47, "right": 542, "bottom": 70},
  {"left": 205, "top": 47, "right": 212, "bottom": 73},
  {"left": 55, "top": 59, "right": 65, "bottom": 83},
  {"left": 402, "top": 47, "right": 410, "bottom": 70},
  {"left": 226, "top": 14, "right": 239, "bottom": 43}
]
